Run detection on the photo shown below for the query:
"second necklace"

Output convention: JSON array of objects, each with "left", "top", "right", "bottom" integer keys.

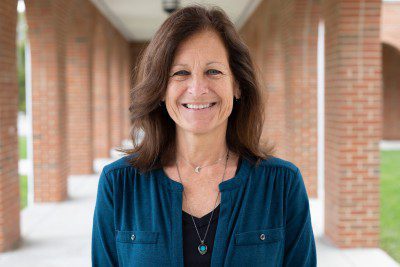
[{"left": 176, "top": 149, "right": 230, "bottom": 255}]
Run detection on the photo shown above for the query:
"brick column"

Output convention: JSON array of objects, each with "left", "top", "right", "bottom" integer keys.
[
  {"left": 93, "top": 15, "right": 111, "bottom": 159},
  {"left": 262, "top": 28, "right": 286, "bottom": 159},
  {"left": 240, "top": 0, "right": 319, "bottom": 197},
  {"left": 120, "top": 43, "right": 132, "bottom": 142},
  {"left": 66, "top": 2, "right": 95, "bottom": 174},
  {"left": 25, "top": 0, "right": 71, "bottom": 202},
  {"left": 128, "top": 42, "right": 147, "bottom": 143},
  {"left": 324, "top": 0, "right": 382, "bottom": 247},
  {"left": 110, "top": 33, "right": 123, "bottom": 149},
  {"left": 122, "top": 44, "right": 132, "bottom": 142},
  {"left": 0, "top": 0, "right": 20, "bottom": 252},
  {"left": 241, "top": 0, "right": 288, "bottom": 160},
  {"left": 280, "top": 0, "right": 320, "bottom": 197}
]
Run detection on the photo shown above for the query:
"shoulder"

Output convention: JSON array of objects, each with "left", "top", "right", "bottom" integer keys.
[
  {"left": 256, "top": 156, "right": 300, "bottom": 175},
  {"left": 256, "top": 156, "right": 309, "bottom": 200},
  {"left": 250, "top": 156, "right": 304, "bottom": 190},
  {"left": 102, "top": 154, "right": 138, "bottom": 176}
]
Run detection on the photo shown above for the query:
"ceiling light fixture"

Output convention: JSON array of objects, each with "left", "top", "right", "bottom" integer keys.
[{"left": 162, "top": 0, "right": 180, "bottom": 14}]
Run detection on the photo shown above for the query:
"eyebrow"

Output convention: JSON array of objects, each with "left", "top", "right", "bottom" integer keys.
[{"left": 171, "top": 61, "right": 226, "bottom": 67}]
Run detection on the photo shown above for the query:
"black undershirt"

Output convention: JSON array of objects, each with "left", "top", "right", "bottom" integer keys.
[{"left": 182, "top": 157, "right": 242, "bottom": 267}]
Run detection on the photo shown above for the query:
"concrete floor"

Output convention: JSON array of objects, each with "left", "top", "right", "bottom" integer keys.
[
  {"left": 0, "top": 161, "right": 399, "bottom": 266},
  {"left": 309, "top": 198, "right": 399, "bottom": 267}
]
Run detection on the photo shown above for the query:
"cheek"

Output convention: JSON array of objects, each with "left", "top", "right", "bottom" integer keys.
[
  {"left": 221, "top": 100, "right": 233, "bottom": 116},
  {"left": 164, "top": 85, "right": 184, "bottom": 120},
  {"left": 165, "top": 85, "right": 178, "bottom": 105},
  {"left": 165, "top": 82, "right": 185, "bottom": 101},
  {"left": 215, "top": 84, "right": 234, "bottom": 112}
]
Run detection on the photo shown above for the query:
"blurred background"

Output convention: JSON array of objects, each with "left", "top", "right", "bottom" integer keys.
[{"left": 0, "top": 0, "right": 399, "bottom": 266}]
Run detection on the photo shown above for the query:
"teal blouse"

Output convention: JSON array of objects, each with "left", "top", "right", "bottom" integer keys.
[{"left": 91, "top": 155, "right": 317, "bottom": 266}]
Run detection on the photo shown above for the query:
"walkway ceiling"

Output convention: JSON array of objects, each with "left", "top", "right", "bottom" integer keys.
[{"left": 89, "top": 0, "right": 262, "bottom": 41}]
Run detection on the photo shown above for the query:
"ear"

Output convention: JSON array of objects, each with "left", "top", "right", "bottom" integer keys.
[{"left": 234, "top": 80, "right": 241, "bottom": 99}]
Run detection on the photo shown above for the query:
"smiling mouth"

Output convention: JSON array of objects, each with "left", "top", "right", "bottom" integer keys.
[{"left": 182, "top": 102, "right": 217, "bottom": 110}]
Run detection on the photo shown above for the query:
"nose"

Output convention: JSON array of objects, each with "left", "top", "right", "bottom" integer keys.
[{"left": 187, "top": 72, "right": 209, "bottom": 96}]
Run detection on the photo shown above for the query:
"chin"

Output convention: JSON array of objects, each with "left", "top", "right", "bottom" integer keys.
[
  {"left": 176, "top": 118, "right": 228, "bottom": 135},
  {"left": 188, "top": 126, "right": 214, "bottom": 135},
  {"left": 181, "top": 123, "right": 216, "bottom": 135}
]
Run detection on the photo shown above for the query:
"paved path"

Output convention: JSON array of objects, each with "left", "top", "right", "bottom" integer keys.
[
  {"left": 310, "top": 198, "right": 399, "bottom": 267},
  {"left": 0, "top": 174, "right": 97, "bottom": 267}
]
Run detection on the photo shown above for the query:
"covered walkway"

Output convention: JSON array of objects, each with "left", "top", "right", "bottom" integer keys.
[{"left": 1, "top": 0, "right": 400, "bottom": 264}]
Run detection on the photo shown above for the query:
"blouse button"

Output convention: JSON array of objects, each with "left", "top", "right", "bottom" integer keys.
[
  {"left": 260, "top": 233, "right": 266, "bottom": 240},
  {"left": 131, "top": 234, "right": 136, "bottom": 241}
]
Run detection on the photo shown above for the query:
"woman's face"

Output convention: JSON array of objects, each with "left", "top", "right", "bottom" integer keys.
[{"left": 164, "top": 30, "right": 240, "bottom": 135}]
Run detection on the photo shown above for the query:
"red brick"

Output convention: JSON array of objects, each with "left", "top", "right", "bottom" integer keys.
[{"left": 0, "top": 0, "right": 20, "bottom": 252}]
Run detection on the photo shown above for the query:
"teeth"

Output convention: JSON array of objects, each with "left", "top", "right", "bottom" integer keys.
[{"left": 185, "top": 103, "right": 213, "bottom": 109}]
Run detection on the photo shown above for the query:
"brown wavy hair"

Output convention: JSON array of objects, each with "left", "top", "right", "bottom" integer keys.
[{"left": 118, "top": 4, "right": 275, "bottom": 173}]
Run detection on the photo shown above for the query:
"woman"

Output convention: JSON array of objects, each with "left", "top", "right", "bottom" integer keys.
[{"left": 92, "top": 5, "right": 317, "bottom": 267}]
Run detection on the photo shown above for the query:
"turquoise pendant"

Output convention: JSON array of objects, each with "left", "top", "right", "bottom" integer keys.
[{"left": 198, "top": 243, "right": 207, "bottom": 255}]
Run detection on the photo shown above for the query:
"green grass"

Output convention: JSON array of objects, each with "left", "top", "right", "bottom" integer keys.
[
  {"left": 20, "top": 175, "right": 27, "bottom": 210},
  {"left": 19, "top": 135, "right": 28, "bottom": 210},
  {"left": 380, "top": 150, "right": 400, "bottom": 263},
  {"left": 19, "top": 135, "right": 27, "bottom": 159}
]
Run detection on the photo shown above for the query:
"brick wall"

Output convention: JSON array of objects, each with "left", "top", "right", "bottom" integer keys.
[
  {"left": 0, "top": 0, "right": 137, "bottom": 253},
  {"left": 0, "top": 0, "right": 20, "bottom": 252},
  {"left": 25, "top": 0, "right": 133, "bottom": 199},
  {"left": 93, "top": 13, "right": 112, "bottom": 159},
  {"left": 240, "top": 0, "right": 319, "bottom": 198},
  {"left": 324, "top": 0, "right": 381, "bottom": 247},
  {"left": 66, "top": 0, "right": 95, "bottom": 174},
  {"left": 280, "top": 0, "right": 319, "bottom": 198},
  {"left": 119, "top": 40, "right": 130, "bottom": 143},
  {"left": 1, "top": 0, "right": 384, "bottom": 252},
  {"left": 128, "top": 42, "right": 148, "bottom": 142},
  {"left": 240, "top": 0, "right": 382, "bottom": 247},
  {"left": 26, "top": 0, "right": 71, "bottom": 202},
  {"left": 257, "top": 0, "right": 287, "bottom": 161},
  {"left": 122, "top": 43, "right": 134, "bottom": 141},
  {"left": 110, "top": 30, "right": 123, "bottom": 149}
]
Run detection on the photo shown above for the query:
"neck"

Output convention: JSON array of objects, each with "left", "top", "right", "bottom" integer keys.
[{"left": 175, "top": 125, "right": 228, "bottom": 166}]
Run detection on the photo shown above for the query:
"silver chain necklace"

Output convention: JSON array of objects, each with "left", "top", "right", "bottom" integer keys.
[
  {"left": 179, "top": 154, "right": 225, "bottom": 173},
  {"left": 176, "top": 149, "right": 230, "bottom": 255}
]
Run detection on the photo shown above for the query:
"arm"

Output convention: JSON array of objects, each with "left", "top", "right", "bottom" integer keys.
[
  {"left": 92, "top": 169, "right": 118, "bottom": 267},
  {"left": 283, "top": 168, "right": 317, "bottom": 267}
]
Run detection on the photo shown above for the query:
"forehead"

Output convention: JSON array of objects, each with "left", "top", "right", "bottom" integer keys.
[{"left": 172, "top": 30, "right": 229, "bottom": 64}]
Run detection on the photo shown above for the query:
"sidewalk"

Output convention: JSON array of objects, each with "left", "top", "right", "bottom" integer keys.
[
  {"left": 0, "top": 174, "right": 97, "bottom": 267},
  {"left": 309, "top": 199, "right": 399, "bottom": 267},
  {"left": 0, "top": 159, "right": 399, "bottom": 266}
]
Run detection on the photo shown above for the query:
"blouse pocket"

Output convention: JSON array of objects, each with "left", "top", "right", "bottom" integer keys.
[
  {"left": 115, "top": 230, "right": 168, "bottom": 267},
  {"left": 116, "top": 230, "right": 159, "bottom": 244},
  {"left": 230, "top": 227, "right": 285, "bottom": 267},
  {"left": 235, "top": 227, "right": 285, "bottom": 246}
]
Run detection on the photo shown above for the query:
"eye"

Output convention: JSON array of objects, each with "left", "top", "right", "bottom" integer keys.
[
  {"left": 172, "top": 70, "right": 190, "bottom": 76},
  {"left": 207, "top": 69, "right": 222, "bottom": 75}
]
